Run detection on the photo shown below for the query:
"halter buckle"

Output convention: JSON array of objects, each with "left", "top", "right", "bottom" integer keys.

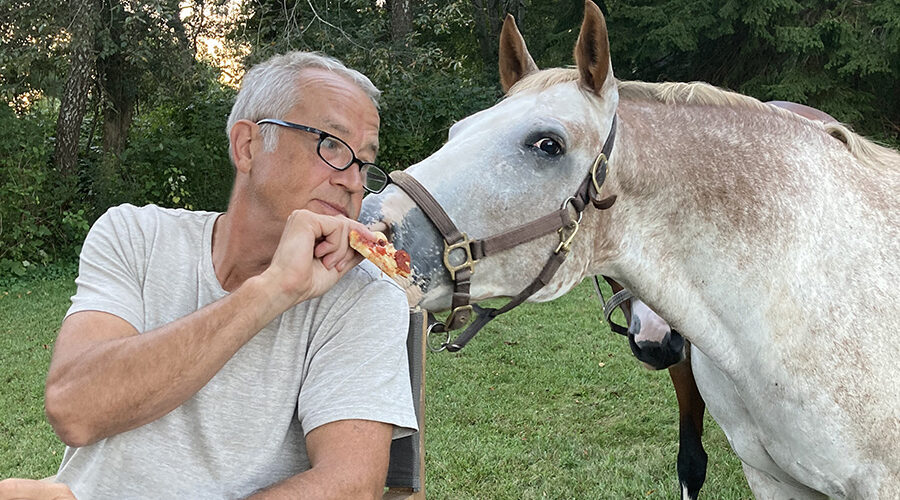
[
  {"left": 443, "top": 234, "right": 478, "bottom": 280},
  {"left": 445, "top": 304, "right": 474, "bottom": 330}
]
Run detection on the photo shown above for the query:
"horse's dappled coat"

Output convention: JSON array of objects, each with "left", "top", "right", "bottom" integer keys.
[{"left": 360, "top": 4, "right": 900, "bottom": 498}]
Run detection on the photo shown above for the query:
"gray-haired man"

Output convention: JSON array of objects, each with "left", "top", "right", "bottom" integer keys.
[{"left": 26, "top": 51, "right": 416, "bottom": 499}]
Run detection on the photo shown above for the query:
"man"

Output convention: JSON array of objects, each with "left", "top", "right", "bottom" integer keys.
[{"left": 2, "top": 51, "right": 416, "bottom": 499}]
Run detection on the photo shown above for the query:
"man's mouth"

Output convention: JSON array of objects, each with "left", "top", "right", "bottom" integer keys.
[{"left": 313, "top": 199, "right": 348, "bottom": 217}]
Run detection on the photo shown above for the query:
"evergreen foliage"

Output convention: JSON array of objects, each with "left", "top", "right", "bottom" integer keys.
[
  {"left": 605, "top": 0, "right": 900, "bottom": 142},
  {"left": 1, "top": 0, "right": 898, "bottom": 275}
]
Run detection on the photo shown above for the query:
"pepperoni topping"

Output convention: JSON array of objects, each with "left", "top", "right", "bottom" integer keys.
[
  {"left": 395, "top": 250, "right": 411, "bottom": 275},
  {"left": 349, "top": 229, "right": 412, "bottom": 279}
]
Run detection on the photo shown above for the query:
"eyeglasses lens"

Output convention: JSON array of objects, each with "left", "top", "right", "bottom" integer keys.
[
  {"left": 364, "top": 167, "right": 388, "bottom": 193},
  {"left": 318, "top": 136, "right": 353, "bottom": 169}
]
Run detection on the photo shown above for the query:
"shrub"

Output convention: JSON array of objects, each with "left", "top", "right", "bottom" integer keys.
[{"left": 0, "top": 103, "right": 82, "bottom": 275}]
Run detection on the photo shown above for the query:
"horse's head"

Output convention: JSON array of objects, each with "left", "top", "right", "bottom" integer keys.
[
  {"left": 603, "top": 277, "right": 686, "bottom": 370},
  {"left": 361, "top": 2, "right": 619, "bottom": 314}
]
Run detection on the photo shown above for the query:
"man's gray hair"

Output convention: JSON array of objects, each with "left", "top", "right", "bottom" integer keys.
[{"left": 226, "top": 51, "right": 380, "bottom": 162}]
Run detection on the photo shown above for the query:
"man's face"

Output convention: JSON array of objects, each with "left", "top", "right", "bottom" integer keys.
[{"left": 250, "top": 68, "right": 380, "bottom": 221}]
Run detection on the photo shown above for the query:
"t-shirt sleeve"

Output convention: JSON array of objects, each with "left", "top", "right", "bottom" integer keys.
[
  {"left": 66, "top": 204, "right": 147, "bottom": 332},
  {"left": 297, "top": 278, "right": 417, "bottom": 439}
]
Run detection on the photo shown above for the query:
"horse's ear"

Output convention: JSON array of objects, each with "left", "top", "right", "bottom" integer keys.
[
  {"left": 574, "top": 1, "right": 613, "bottom": 96},
  {"left": 499, "top": 14, "right": 538, "bottom": 94}
]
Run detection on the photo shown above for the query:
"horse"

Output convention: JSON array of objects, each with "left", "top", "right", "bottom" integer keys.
[
  {"left": 361, "top": 3, "right": 900, "bottom": 498},
  {"left": 597, "top": 101, "right": 843, "bottom": 499},
  {"left": 599, "top": 275, "right": 708, "bottom": 499}
]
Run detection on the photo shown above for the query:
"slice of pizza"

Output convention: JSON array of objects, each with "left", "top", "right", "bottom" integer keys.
[{"left": 349, "top": 229, "right": 412, "bottom": 279}]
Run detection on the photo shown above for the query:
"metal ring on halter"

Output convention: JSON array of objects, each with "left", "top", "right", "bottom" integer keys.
[
  {"left": 426, "top": 320, "right": 451, "bottom": 352},
  {"left": 555, "top": 197, "right": 584, "bottom": 254},
  {"left": 561, "top": 196, "right": 585, "bottom": 224}
]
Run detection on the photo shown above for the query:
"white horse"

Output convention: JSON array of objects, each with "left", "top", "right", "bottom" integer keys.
[{"left": 361, "top": 3, "right": 900, "bottom": 498}]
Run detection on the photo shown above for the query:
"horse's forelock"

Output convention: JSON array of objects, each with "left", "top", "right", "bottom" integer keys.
[{"left": 505, "top": 67, "right": 580, "bottom": 96}]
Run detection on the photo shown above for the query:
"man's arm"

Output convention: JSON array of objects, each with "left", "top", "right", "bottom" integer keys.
[
  {"left": 45, "top": 274, "right": 293, "bottom": 447},
  {"left": 246, "top": 419, "right": 394, "bottom": 500},
  {"left": 0, "top": 479, "right": 75, "bottom": 500},
  {"left": 45, "top": 210, "right": 366, "bottom": 447}
]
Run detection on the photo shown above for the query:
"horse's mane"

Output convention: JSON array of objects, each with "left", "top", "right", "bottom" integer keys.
[{"left": 508, "top": 67, "right": 899, "bottom": 170}]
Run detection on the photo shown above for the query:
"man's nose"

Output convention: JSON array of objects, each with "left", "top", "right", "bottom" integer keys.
[{"left": 330, "top": 161, "right": 365, "bottom": 192}]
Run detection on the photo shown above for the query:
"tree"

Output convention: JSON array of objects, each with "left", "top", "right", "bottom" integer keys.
[
  {"left": 0, "top": 0, "right": 69, "bottom": 109},
  {"left": 54, "top": 0, "right": 100, "bottom": 177},
  {"left": 390, "top": 0, "right": 413, "bottom": 44},
  {"left": 94, "top": 0, "right": 197, "bottom": 156},
  {"left": 471, "top": 0, "right": 527, "bottom": 73},
  {"left": 604, "top": 0, "right": 900, "bottom": 144}
]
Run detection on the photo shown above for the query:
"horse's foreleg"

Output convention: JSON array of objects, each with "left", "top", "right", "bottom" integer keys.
[{"left": 670, "top": 351, "right": 708, "bottom": 500}]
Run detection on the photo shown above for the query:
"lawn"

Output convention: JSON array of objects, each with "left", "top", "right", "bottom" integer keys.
[
  {"left": 0, "top": 275, "right": 74, "bottom": 478},
  {"left": 0, "top": 273, "right": 752, "bottom": 498}
]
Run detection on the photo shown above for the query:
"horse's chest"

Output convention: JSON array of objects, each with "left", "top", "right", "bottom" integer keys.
[{"left": 691, "top": 347, "right": 868, "bottom": 496}]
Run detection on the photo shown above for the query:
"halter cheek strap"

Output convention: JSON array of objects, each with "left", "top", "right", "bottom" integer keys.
[
  {"left": 591, "top": 275, "right": 632, "bottom": 336},
  {"left": 390, "top": 115, "right": 618, "bottom": 351}
]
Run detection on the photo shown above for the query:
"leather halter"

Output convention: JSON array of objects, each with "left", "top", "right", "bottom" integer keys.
[
  {"left": 390, "top": 115, "right": 618, "bottom": 352},
  {"left": 591, "top": 275, "right": 632, "bottom": 337}
]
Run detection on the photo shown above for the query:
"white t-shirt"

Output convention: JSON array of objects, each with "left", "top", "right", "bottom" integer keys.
[{"left": 55, "top": 204, "right": 417, "bottom": 499}]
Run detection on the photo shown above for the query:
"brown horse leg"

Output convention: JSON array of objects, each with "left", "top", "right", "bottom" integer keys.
[{"left": 669, "top": 349, "right": 708, "bottom": 500}]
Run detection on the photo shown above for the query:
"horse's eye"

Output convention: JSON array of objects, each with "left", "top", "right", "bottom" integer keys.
[{"left": 532, "top": 137, "right": 564, "bottom": 156}]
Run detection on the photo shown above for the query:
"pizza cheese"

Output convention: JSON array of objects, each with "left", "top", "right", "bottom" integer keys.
[{"left": 349, "top": 230, "right": 412, "bottom": 279}]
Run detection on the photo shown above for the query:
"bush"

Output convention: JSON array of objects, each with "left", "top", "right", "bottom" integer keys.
[
  {"left": 379, "top": 71, "right": 500, "bottom": 172},
  {"left": 0, "top": 103, "right": 85, "bottom": 276},
  {"left": 88, "top": 84, "right": 236, "bottom": 214},
  {"left": 0, "top": 75, "right": 237, "bottom": 277}
]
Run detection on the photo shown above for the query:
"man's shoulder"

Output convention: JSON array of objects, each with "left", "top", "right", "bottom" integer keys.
[
  {"left": 97, "top": 203, "right": 219, "bottom": 235},
  {"left": 311, "top": 260, "right": 409, "bottom": 314},
  {"left": 346, "top": 260, "right": 406, "bottom": 294},
  {"left": 103, "top": 203, "right": 218, "bottom": 223}
]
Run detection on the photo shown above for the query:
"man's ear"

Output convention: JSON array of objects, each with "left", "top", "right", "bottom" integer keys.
[{"left": 230, "top": 120, "right": 257, "bottom": 174}]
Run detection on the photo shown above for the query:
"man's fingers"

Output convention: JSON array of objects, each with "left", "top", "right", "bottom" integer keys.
[
  {"left": 313, "top": 238, "right": 338, "bottom": 260},
  {"left": 335, "top": 251, "right": 364, "bottom": 273},
  {"left": 267, "top": 210, "right": 374, "bottom": 303},
  {"left": 310, "top": 215, "right": 369, "bottom": 266}
]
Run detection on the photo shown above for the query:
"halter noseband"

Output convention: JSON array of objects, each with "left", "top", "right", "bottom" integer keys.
[{"left": 390, "top": 115, "right": 618, "bottom": 351}]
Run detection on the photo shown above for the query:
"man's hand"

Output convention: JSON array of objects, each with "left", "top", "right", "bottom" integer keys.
[
  {"left": 0, "top": 479, "right": 76, "bottom": 500},
  {"left": 261, "top": 210, "right": 369, "bottom": 306}
]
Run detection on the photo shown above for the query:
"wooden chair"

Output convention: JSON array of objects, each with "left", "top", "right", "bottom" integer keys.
[{"left": 383, "top": 308, "right": 427, "bottom": 499}]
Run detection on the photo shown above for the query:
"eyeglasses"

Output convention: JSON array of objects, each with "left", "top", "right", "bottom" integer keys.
[{"left": 256, "top": 118, "right": 390, "bottom": 194}]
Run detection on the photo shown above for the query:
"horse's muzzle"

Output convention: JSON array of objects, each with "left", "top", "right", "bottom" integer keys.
[
  {"left": 359, "top": 190, "right": 450, "bottom": 308},
  {"left": 628, "top": 329, "right": 686, "bottom": 370}
]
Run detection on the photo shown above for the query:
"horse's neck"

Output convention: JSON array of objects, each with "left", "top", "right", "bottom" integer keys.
[{"left": 595, "top": 98, "right": 899, "bottom": 363}]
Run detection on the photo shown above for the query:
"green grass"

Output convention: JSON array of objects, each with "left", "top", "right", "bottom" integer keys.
[
  {"left": 0, "top": 276, "right": 75, "bottom": 478},
  {"left": 0, "top": 274, "right": 752, "bottom": 498},
  {"left": 423, "top": 281, "right": 751, "bottom": 499}
]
